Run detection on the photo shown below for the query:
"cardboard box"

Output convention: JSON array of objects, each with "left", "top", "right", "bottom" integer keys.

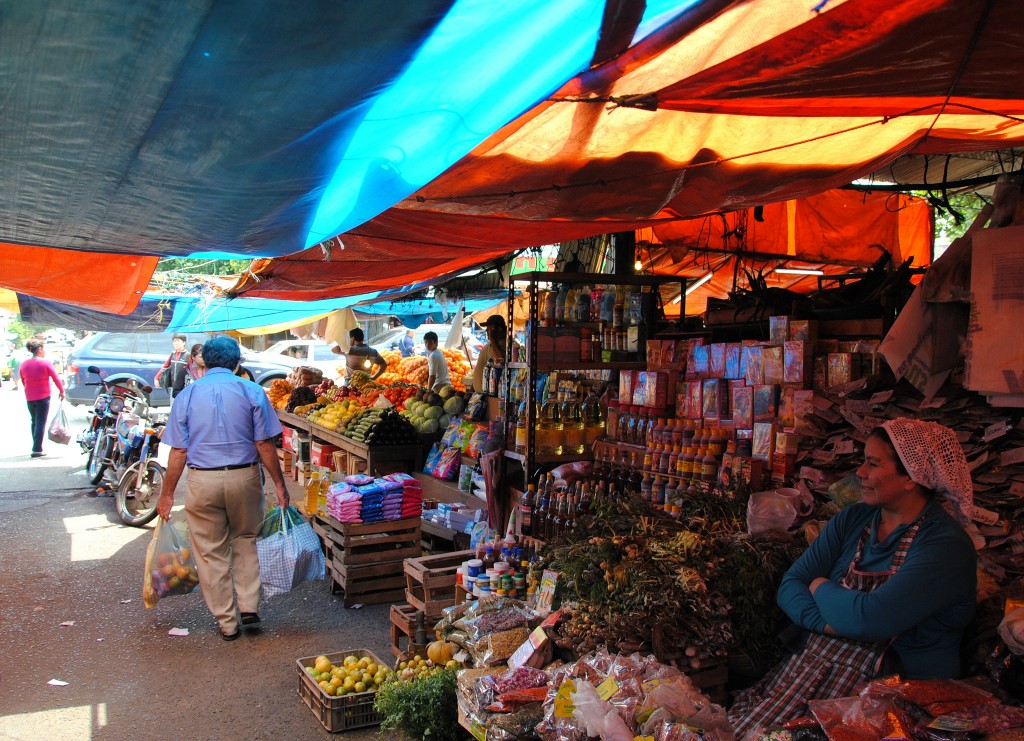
[
  {"left": 644, "top": 371, "right": 672, "bottom": 411},
  {"left": 277, "top": 448, "right": 294, "bottom": 475},
  {"left": 827, "top": 353, "right": 856, "bottom": 388},
  {"left": 778, "top": 385, "right": 796, "bottom": 429},
  {"left": 762, "top": 346, "right": 785, "bottom": 385},
  {"left": 725, "top": 343, "right": 742, "bottom": 379},
  {"left": 731, "top": 384, "right": 753, "bottom": 429},
  {"left": 686, "top": 380, "right": 703, "bottom": 420},
  {"left": 619, "top": 370, "right": 636, "bottom": 404},
  {"left": 282, "top": 426, "right": 297, "bottom": 453},
  {"left": 788, "top": 319, "right": 818, "bottom": 343},
  {"left": 783, "top": 341, "right": 813, "bottom": 385},
  {"left": 793, "top": 390, "right": 816, "bottom": 429},
  {"left": 813, "top": 355, "right": 829, "bottom": 391},
  {"left": 689, "top": 344, "right": 710, "bottom": 379},
  {"left": 752, "top": 421, "right": 777, "bottom": 462},
  {"left": 771, "top": 452, "right": 797, "bottom": 483},
  {"left": 702, "top": 378, "right": 724, "bottom": 420},
  {"left": 752, "top": 384, "right": 779, "bottom": 422},
  {"left": 742, "top": 345, "right": 764, "bottom": 386},
  {"left": 646, "top": 340, "right": 664, "bottom": 370},
  {"left": 709, "top": 343, "right": 727, "bottom": 378},
  {"left": 626, "top": 325, "right": 643, "bottom": 354},
  {"left": 738, "top": 456, "right": 766, "bottom": 488},
  {"left": 769, "top": 315, "right": 790, "bottom": 346},
  {"left": 632, "top": 370, "right": 648, "bottom": 406},
  {"left": 311, "top": 440, "right": 341, "bottom": 469},
  {"left": 775, "top": 431, "right": 800, "bottom": 455}
]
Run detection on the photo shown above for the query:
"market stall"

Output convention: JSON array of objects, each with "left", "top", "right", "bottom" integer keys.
[{"left": 277, "top": 242, "right": 1024, "bottom": 739}]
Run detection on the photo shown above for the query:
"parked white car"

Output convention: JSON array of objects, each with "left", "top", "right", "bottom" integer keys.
[{"left": 256, "top": 339, "right": 343, "bottom": 380}]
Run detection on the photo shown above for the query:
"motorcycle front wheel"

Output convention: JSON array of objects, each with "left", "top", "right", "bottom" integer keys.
[
  {"left": 115, "top": 461, "right": 165, "bottom": 527},
  {"left": 87, "top": 431, "right": 112, "bottom": 486}
]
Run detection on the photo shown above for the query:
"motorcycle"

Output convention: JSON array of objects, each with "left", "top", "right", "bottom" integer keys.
[{"left": 80, "top": 367, "right": 166, "bottom": 526}]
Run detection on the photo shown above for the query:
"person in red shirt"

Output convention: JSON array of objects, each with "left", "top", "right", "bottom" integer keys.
[{"left": 19, "top": 339, "right": 65, "bottom": 458}]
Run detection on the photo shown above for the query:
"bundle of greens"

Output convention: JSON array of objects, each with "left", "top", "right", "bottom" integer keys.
[
  {"left": 541, "top": 489, "right": 804, "bottom": 668},
  {"left": 373, "top": 668, "right": 468, "bottom": 741}
]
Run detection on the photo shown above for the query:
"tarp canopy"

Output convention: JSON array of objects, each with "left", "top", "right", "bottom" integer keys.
[
  {"left": 10, "top": 292, "right": 375, "bottom": 334},
  {"left": 1, "top": 0, "right": 679, "bottom": 311},
  {"left": 235, "top": 0, "right": 1024, "bottom": 300},
  {"left": 3, "top": 0, "right": 1024, "bottom": 310},
  {"left": 354, "top": 294, "right": 506, "bottom": 329}
]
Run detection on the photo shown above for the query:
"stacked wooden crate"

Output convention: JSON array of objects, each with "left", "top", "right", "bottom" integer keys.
[
  {"left": 314, "top": 515, "right": 421, "bottom": 608},
  {"left": 403, "top": 549, "right": 473, "bottom": 620},
  {"left": 386, "top": 549, "right": 473, "bottom": 658}
]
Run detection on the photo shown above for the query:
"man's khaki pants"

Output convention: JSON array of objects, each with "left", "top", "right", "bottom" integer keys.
[{"left": 184, "top": 466, "right": 264, "bottom": 634}]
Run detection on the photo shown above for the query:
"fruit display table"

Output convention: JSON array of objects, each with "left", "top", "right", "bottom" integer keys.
[{"left": 275, "top": 409, "right": 424, "bottom": 477}]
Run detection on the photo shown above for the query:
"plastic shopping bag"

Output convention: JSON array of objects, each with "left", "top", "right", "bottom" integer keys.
[
  {"left": 258, "top": 504, "right": 306, "bottom": 539},
  {"left": 143, "top": 519, "right": 200, "bottom": 609},
  {"left": 47, "top": 402, "right": 72, "bottom": 445},
  {"left": 256, "top": 508, "right": 325, "bottom": 598}
]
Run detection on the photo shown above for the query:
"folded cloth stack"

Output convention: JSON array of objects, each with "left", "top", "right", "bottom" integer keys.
[
  {"left": 401, "top": 483, "right": 423, "bottom": 519},
  {"left": 327, "top": 490, "right": 363, "bottom": 523},
  {"left": 357, "top": 483, "right": 385, "bottom": 523},
  {"left": 382, "top": 487, "right": 405, "bottom": 520}
]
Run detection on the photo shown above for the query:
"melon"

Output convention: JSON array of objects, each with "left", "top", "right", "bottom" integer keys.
[{"left": 443, "top": 396, "right": 465, "bottom": 415}]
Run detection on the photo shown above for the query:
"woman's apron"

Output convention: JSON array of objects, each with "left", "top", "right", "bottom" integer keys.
[{"left": 728, "top": 517, "right": 923, "bottom": 738}]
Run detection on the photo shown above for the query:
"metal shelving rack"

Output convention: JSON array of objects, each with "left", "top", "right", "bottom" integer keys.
[{"left": 502, "top": 271, "right": 686, "bottom": 485}]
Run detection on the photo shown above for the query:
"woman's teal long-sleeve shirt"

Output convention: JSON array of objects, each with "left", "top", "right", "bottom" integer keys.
[{"left": 777, "top": 500, "right": 976, "bottom": 679}]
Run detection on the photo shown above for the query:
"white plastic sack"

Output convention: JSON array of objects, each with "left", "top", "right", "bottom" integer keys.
[
  {"left": 256, "top": 510, "right": 325, "bottom": 598},
  {"left": 747, "top": 488, "right": 811, "bottom": 535},
  {"left": 47, "top": 402, "right": 72, "bottom": 445},
  {"left": 999, "top": 607, "right": 1024, "bottom": 656}
]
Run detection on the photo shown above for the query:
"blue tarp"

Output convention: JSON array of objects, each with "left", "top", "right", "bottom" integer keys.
[
  {"left": 15, "top": 292, "right": 377, "bottom": 334},
  {"left": 354, "top": 295, "right": 503, "bottom": 328},
  {"left": 2, "top": 0, "right": 686, "bottom": 259},
  {"left": 165, "top": 294, "right": 378, "bottom": 333}
]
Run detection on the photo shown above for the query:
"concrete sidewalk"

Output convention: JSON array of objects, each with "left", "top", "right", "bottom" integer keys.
[{"left": 0, "top": 387, "right": 392, "bottom": 740}]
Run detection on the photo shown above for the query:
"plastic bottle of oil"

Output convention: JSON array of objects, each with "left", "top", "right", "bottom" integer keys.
[{"left": 304, "top": 470, "right": 321, "bottom": 515}]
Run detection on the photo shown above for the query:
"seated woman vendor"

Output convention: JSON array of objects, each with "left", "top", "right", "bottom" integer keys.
[{"left": 728, "top": 418, "right": 978, "bottom": 737}]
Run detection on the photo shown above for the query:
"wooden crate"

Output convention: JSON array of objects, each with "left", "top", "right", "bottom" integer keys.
[
  {"left": 317, "top": 515, "right": 422, "bottom": 566},
  {"left": 315, "top": 515, "right": 422, "bottom": 608},
  {"left": 389, "top": 603, "right": 418, "bottom": 659},
  {"left": 329, "top": 555, "right": 407, "bottom": 608},
  {"left": 403, "top": 549, "right": 474, "bottom": 619}
]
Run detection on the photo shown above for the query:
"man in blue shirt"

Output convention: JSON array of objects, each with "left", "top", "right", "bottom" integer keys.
[
  {"left": 157, "top": 336, "right": 289, "bottom": 641},
  {"left": 398, "top": 329, "right": 415, "bottom": 358}
]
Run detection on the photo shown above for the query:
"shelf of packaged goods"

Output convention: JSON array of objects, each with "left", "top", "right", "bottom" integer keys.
[
  {"left": 506, "top": 361, "right": 645, "bottom": 372},
  {"left": 503, "top": 450, "right": 592, "bottom": 465}
]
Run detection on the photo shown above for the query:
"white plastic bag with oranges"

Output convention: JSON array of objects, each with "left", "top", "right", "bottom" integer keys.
[{"left": 143, "top": 519, "right": 200, "bottom": 608}]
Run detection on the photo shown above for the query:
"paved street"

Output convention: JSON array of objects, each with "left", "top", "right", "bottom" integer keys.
[{"left": 0, "top": 386, "right": 392, "bottom": 740}]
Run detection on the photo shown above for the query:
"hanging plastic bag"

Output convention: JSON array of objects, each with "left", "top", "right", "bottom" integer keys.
[
  {"left": 258, "top": 504, "right": 306, "bottom": 539},
  {"left": 47, "top": 401, "right": 72, "bottom": 445},
  {"left": 143, "top": 518, "right": 200, "bottom": 608},
  {"left": 747, "top": 489, "right": 800, "bottom": 535},
  {"left": 256, "top": 506, "right": 325, "bottom": 598}
]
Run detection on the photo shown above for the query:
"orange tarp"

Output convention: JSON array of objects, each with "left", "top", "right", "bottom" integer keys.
[{"left": 0, "top": 243, "right": 157, "bottom": 315}]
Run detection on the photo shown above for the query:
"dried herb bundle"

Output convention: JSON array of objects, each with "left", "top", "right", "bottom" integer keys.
[{"left": 541, "top": 491, "right": 803, "bottom": 668}]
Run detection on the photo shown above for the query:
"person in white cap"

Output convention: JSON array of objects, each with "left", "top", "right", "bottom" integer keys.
[{"left": 729, "top": 418, "right": 977, "bottom": 736}]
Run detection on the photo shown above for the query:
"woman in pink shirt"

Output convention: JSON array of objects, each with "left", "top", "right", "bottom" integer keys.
[{"left": 19, "top": 339, "right": 65, "bottom": 458}]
